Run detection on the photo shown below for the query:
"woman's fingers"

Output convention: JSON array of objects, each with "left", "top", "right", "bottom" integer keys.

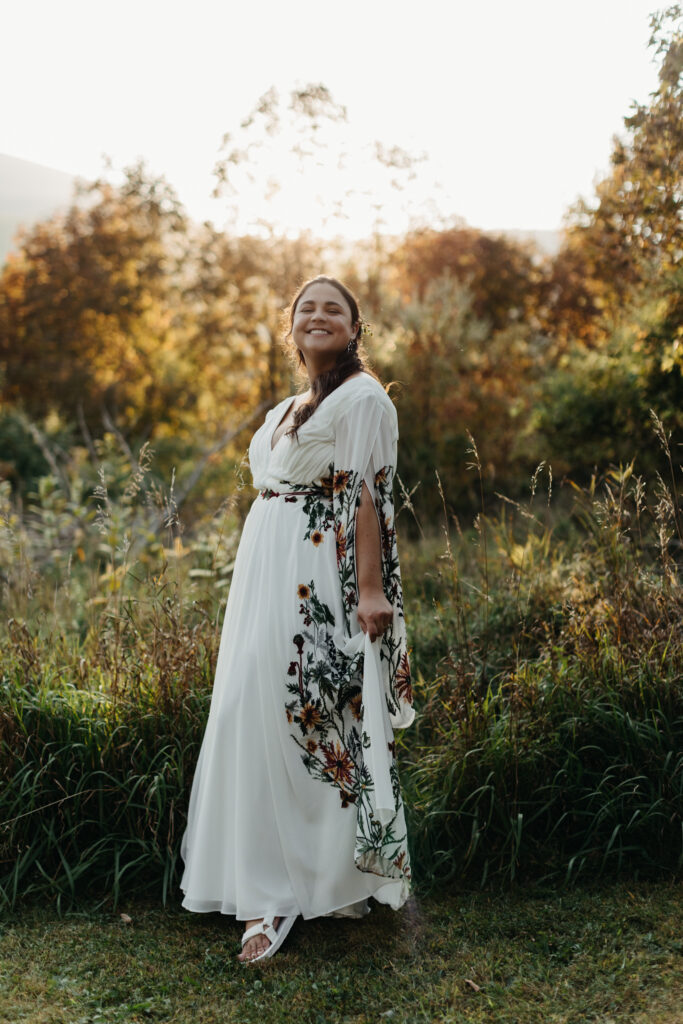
[{"left": 358, "top": 609, "right": 393, "bottom": 642}]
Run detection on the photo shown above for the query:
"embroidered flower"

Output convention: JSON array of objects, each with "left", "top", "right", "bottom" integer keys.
[
  {"left": 311, "top": 531, "right": 324, "bottom": 546},
  {"left": 299, "top": 703, "right": 322, "bottom": 732},
  {"left": 339, "top": 788, "right": 358, "bottom": 808},
  {"left": 395, "top": 651, "right": 412, "bottom": 703},
  {"left": 320, "top": 474, "right": 334, "bottom": 499},
  {"left": 287, "top": 661, "right": 297, "bottom": 676},
  {"left": 306, "top": 738, "right": 318, "bottom": 753},
  {"left": 381, "top": 516, "right": 393, "bottom": 559},
  {"left": 297, "top": 584, "right": 311, "bottom": 600},
  {"left": 333, "top": 470, "right": 350, "bottom": 493},
  {"left": 335, "top": 522, "right": 347, "bottom": 566},
  {"left": 349, "top": 693, "right": 363, "bottom": 721},
  {"left": 321, "top": 740, "right": 355, "bottom": 787}
]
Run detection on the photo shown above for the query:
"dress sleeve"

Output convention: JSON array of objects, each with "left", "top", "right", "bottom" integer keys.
[{"left": 331, "top": 389, "right": 415, "bottom": 732}]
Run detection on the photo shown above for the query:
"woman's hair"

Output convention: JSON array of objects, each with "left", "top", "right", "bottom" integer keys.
[{"left": 282, "top": 275, "right": 379, "bottom": 439}]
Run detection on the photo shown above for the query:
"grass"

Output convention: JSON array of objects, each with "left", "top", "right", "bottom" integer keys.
[
  {"left": 0, "top": 423, "right": 682, "bottom": 905},
  {"left": 0, "top": 880, "right": 681, "bottom": 1023}
]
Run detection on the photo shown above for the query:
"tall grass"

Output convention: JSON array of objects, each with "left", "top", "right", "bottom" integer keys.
[
  {"left": 400, "top": 425, "right": 682, "bottom": 888},
  {"left": 0, "top": 419, "right": 681, "bottom": 910}
]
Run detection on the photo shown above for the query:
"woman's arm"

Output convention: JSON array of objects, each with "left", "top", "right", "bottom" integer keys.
[{"left": 355, "top": 481, "right": 394, "bottom": 642}]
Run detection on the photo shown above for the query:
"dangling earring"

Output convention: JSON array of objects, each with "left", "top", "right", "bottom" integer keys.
[{"left": 347, "top": 324, "right": 360, "bottom": 352}]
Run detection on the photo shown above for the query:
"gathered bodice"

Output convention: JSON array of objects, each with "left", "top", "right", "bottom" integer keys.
[{"left": 249, "top": 373, "right": 396, "bottom": 491}]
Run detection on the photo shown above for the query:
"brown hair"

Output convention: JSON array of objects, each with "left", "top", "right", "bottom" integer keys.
[{"left": 282, "top": 275, "right": 379, "bottom": 439}]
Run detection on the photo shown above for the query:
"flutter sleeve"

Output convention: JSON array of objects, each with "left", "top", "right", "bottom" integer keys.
[
  {"left": 331, "top": 387, "right": 415, "bottom": 733},
  {"left": 328, "top": 384, "right": 414, "bottom": 891}
]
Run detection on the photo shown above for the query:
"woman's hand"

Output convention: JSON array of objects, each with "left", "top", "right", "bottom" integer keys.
[
  {"left": 355, "top": 481, "right": 392, "bottom": 641},
  {"left": 357, "top": 586, "right": 394, "bottom": 642}
]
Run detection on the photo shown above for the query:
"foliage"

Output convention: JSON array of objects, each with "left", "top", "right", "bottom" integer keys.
[
  {"left": 1, "top": 13, "right": 681, "bottom": 517},
  {"left": 388, "top": 225, "right": 542, "bottom": 333},
  {"left": 0, "top": 162, "right": 191, "bottom": 438}
]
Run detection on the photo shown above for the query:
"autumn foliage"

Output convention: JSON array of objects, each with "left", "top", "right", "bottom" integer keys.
[{"left": 0, "top": 9, "right": 681, "bottom": 519}]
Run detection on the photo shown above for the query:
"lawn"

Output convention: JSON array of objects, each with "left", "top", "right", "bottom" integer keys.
[{"left": 1, "top": 879, "right": 681, "bottom": 1024}]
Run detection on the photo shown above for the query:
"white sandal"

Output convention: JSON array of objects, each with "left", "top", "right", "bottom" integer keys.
[{"left": 239, "top": 914, "right": 297, "bottom": 963}]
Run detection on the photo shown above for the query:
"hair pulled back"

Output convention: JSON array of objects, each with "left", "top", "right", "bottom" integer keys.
[{"left": 283, "top": 275, "right": 378, "bottom": 439}]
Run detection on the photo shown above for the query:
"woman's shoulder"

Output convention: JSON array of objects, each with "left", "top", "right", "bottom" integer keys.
[
  {"left": 264, "top": 393, "right": 296, "bottom": 420},
  {"left": 339, "top": 372, "right": 395, "bottom": 412},
  {"left": 329, "top": 373, "right": 398, "bottom": 441}
]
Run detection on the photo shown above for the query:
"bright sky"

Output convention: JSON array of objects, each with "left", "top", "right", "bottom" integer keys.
[{"left": 2, "top": 0, "right": 664, "bottom": 238}]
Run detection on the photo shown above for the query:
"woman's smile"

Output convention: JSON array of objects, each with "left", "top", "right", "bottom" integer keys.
[{"left": 292, "top": 281, "right": 358, "bottom": 373}]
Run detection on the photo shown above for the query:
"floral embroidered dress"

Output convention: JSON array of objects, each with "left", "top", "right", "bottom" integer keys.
[{"left": 179, "top": 372, "right": 415, "bottom": 921}]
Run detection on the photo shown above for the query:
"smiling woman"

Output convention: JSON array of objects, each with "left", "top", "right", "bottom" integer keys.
[{"left": 179, "top": 275, "right": 415, "bottom": 965}]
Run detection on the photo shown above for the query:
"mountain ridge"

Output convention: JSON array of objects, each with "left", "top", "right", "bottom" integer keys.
[{"left": 0, "top": 152, "right": 562, "bottom": 267}]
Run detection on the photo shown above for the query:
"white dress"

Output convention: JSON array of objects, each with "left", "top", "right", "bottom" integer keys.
[{"left": 179, "top": 372, "right": 415, "bottom": 922}]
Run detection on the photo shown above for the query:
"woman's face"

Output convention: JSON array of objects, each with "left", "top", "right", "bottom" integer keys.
[{"left": 292, "top": 282, "right": 358, "bottom": 372}]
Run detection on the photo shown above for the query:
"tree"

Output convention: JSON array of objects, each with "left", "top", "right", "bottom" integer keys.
[
  {"left": 0, "top": 161, "right": 192, "bottom": 438},
  {"left": 543, "top": 5, "right": 682, "bottom": 350},
  {"left": 531, "top": 6, "right": 683, "bottom": 473},
  {"left": 387, "top": 226, "right": 543, "bottom": 334}
]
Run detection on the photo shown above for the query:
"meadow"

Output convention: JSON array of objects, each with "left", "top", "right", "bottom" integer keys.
[
  {"left": 1, "top": 417, "right": 680, "bottom": 917},
  {"left": 2, "top": 13, "right": 682, "bottom": 1015},
  {"left": 1, "top": 881, "right": 681, "bottom": 1023}
]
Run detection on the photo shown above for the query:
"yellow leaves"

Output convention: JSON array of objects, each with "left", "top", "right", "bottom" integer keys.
[
  {"left": 163, "top": 536, "right": 190, "bottom": 559},
  {"left": 97, "top": 561, "right": 127, "bottom": 593},
  {"left": 660, "top": 339, "right": 683, "bottom": 374}
]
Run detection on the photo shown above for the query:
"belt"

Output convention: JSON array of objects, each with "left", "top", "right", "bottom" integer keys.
[{"left": 259, "top": 487, "right": 331, "bottom": 500}]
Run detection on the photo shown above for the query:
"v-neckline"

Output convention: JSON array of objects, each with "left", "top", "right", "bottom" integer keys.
[
  {"left": 269, "top": 396, "right": 302, "bottom": 452},
  {"left": 268, "top": 372, "right": 369, "bottom": 454}
]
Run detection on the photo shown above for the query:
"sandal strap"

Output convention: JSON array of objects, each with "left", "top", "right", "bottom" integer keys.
[{"left": 241, "top": 916, "right": 279, "bottom": 947}]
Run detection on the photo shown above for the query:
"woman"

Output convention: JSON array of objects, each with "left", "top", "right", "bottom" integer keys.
[{"left": 179, "top": 276, "right": 415, "bottom": 964}]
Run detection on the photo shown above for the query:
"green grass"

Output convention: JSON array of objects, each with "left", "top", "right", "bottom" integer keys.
[{"left": 1, "top": 880, "right": 681, "bottom": 1023}]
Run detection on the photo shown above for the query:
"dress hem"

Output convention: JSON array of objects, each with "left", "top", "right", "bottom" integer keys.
[{"left": 179, "top": 878, "right": 409, "bottom": 921}]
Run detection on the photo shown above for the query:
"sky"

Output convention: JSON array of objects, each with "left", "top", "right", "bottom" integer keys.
[{"left": 1, "top": 0, "right": 665, "bottom": 239}]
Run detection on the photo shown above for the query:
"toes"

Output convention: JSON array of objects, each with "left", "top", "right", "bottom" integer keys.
[{"left": 239, "top": 918, "right": 278, "bottom": 962}]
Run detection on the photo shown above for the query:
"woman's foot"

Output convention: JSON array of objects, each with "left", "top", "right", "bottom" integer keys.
[{"left": 238, "top": 917, "right": 281, "bottom": 962}]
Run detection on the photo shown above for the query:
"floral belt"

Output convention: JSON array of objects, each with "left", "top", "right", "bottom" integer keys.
[{"left": 259, "top": 487, "right": 331, "bottom": 501}]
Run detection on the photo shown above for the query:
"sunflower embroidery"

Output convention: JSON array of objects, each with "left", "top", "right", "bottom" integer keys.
[
  {"left": 320, "top": 740, "right": 355, "bottom": 788},
  {"left": 395, "top": 651, "right": 412, "bottom": 703},
  {"left": 298, "top": 703, "right": 322, "bottom": 733},
  {"left": 333, "top": 470, "right": 350, "bottom": 493}
]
